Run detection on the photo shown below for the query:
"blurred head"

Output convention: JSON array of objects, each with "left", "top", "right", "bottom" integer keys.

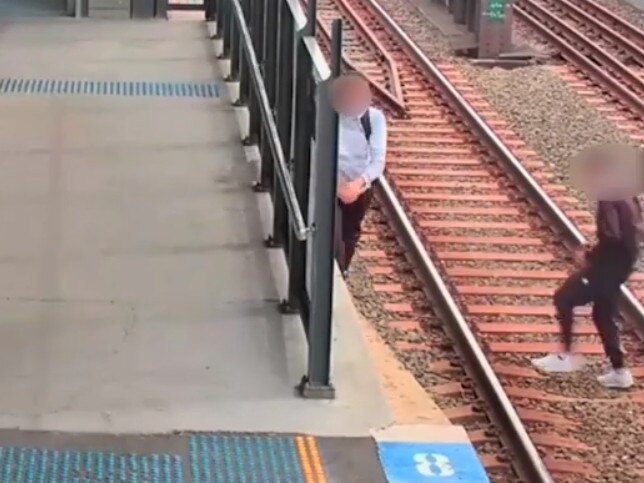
[
  {"left": 331, "top": 72, "right": 372, "bottom": 117},
  {"left": 570, "top": 144, "right": 644, "bottom": 201}
]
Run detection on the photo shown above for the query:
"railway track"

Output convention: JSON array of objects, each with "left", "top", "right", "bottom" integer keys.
[
  {"left": 312, "top": 0, "right": 644, "bottom": 481},
  {"left": 514, "top": 0, "right": 644, "bottom": 122}
]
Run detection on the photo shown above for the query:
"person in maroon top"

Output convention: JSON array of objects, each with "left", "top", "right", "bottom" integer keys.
[{"left": 533, "top": 148, "right": 642, "bottom": 389}]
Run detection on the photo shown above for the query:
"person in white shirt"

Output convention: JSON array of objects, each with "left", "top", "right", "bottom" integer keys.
[{"left": 330, "top": 72, "right": 387, "bottom": 277}]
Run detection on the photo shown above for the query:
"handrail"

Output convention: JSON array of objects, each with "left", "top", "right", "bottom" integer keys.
[
  {"left": 218, "top": 0, "right": 341, "bottom": 398},
  {"left": 302, "top": 36, "right": 332, "bottom": 82},
  {"left": 229, "top": 0, "right": 309, "bottom": 241},
  {"left": 286, "top": 0, "right": 308, "bottom": 31}
]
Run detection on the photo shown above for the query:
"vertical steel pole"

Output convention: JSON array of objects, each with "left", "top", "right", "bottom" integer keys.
[
  {"left": 228, "top": 15, "right": 241, "bottom": 81},
  {"left": 257, "top": 0, "right": 278, "bottom": 197},
  {"left": 214, "top": 0, "right": 224, "bottom": 39},
  {"left": 235, "top": 0, "right": 252, "bottom": 106},
  {"left": 245, "top": 0, "right": 263, "bottom": 145},
  {"left": 285, "top": 42, "right": 313, "bottom": 316},
  {"left": 205, "top": 0, "right": 216, "bottom": 21},
  {"left": 270, "top": 0, "right": 292, "bottom": 250},
  {"left": 298, "top": 19, "right": 341, "bottom": 400},
  {"left": 220, "top": 0, "right": 232, "bottom": 56},
  {"left": 305, "top": 0, "right": 317, "bottom": 36},
  {"left": 263, "top": 0, "right": 278, "bottom": 105},
  {"left": 275, "top": 9, "right": 298, "bottom": 299}
]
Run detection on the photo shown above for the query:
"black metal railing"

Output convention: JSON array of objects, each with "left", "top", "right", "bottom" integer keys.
[{"left": 212, "top": 0, "right": 341, "bottom": 399}]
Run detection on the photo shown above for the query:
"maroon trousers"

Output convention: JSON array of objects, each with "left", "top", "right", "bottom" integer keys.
[{"left": 335, "top": 189, "right": 373, "bottom": 272}]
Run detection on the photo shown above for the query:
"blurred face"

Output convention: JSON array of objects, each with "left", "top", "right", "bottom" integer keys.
[
  {"left": 332, "top": 75, "right": 372, "bottom": 117},
  {"left": 571, "top": 144, "right": 644, "bottom": 201},
  {"left": 583, "top": 158, "right": 637, "bottom": 201}
]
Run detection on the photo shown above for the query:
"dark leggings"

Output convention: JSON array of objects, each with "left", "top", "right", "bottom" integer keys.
[
  {"left": 334, "top": 189, "right": 373, "bottom": 272},
  {"left": 555, "top": 265, "right": 631, "bottom": 369}
]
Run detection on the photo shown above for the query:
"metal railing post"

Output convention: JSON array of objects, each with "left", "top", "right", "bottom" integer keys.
[
  {"left": 205, "top": 0, "right": 216, "bottom": 21},
  {"left": 225, "top": 0, "right": 337, "bottom": 399},
  {"left": 236, "top": 0, "right": 251, "bottom": 105},
  {"left": 244, "top": 0, "right": 263, "bottom": 146},
  {"left": 285, "top": 42, "right": 314, "bottom": 315},
  {"left": 297, "top": 19, "right": 341, "bottom": 399},
  {"left": 263, "top": 0, "right": 279, "bottom": 104},
  {"left": 256, "top": 0, "right": 277, "bottom": 197},
  {"left": 228, "top": 17, "right": 241, "bottom": 81},
  {"left": 227, "top": 0, "right": 308, "bottom": 241},
  {"left": 261, "top": 0, "right": 283, "bottom": 245},
  {"left": 305, "top": 0, "right": 317, "bottom": 35},
  {"left": 214, "top": 0, "right": 224, "bottom": 39},
  {"left": 275, "top": 4, "right": 300, "bottom": 294},
  {"left": 219, "top": 0, "right": 231, "bottom": 53}
]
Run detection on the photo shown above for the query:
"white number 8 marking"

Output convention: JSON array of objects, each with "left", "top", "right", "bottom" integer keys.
[{"left": 414, "top": 453, "right": 456, "bottom": 477}]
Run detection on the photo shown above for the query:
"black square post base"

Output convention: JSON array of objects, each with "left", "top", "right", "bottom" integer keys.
[
  {"left": 278, "top": 299, "right": 299, "bottom": 314},
  {"left": 252, "top": 181, "right": 269, "bottom": 193},
  {"left": 263, "top": 236, "right": 283, "bottom": 248},
  {"left": 296, "top": 376, "right": 335, "bottom": 399},
  {"left": 242, "top": 136, "right": 257, "bottom": 146}
]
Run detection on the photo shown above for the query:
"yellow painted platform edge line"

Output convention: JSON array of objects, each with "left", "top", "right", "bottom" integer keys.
[
  {"left": 354, "top": 313, "right": 451, "bottom": 426},
  {"left": 305, "top": 436, "right": 327, "bottom": 483},
  {"left": 295, "top": 436, "right": 328, "bottom": 483},
  {"left": 295, "top": 435, "right": 317, "bottom": 483}
]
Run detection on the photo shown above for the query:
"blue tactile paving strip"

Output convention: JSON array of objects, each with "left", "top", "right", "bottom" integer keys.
[
  {"left": 0, "top": 446, "right": 183, "bottom": 482},
  {"left": 189, "top": 434, "right": 306, "bottom": 483},
  {"left": 0, "top": 78, "right": 220, "bottom": 98}
]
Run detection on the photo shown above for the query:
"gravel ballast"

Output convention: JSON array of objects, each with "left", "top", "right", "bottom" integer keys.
[{"left": 459, "top": 65, "right": 632, "bottom": 200}]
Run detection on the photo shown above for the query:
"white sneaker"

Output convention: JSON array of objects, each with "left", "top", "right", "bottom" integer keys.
[
  {"left": 531, "top": 353, "right": 585, "bottom": 373},
  {"left": 597, "top": 368, "right": 634, "bottom": 389}
]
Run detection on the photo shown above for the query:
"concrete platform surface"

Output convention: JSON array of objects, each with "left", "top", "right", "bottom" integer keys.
[{"left": 0, "top": 18, "right": 391, "bottom": 436}]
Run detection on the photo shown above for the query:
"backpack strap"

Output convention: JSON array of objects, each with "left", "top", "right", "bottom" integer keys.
[
  {"left": 359, "top": 109, "right": 372, "bottom": 142},
  {"left": 631, "top": 197, "right": 644, "bottom": 244}
]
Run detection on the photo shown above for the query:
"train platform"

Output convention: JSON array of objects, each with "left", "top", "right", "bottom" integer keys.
[{"left": 0, "top": 12, "right": 489, "bottom": 482}]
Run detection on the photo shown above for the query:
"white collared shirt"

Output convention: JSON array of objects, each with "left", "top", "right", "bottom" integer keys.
[{"left": 337, "top": 107, "right": 387, "bottom": 186}]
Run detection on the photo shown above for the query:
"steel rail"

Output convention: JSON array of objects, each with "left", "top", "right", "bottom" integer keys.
[
  {"left": 361, "top": 0, "right": 644, "bottom": 477},
  {"left": 368, "top": 0, "right": 644, "bottom": 348},
  {"left": 567, "top": 0, "right": 644, "bottom": 50},
  {"left": 517, "top": 0, "right": 644, "bottom": 91},
  {"left": 374, "top": 177, "right": 553, "bottom": 483},
  {"left": 542, "top": 0, "right": 644, "bottom": 66},
  {"left": 514, "top": 2, "right": 644, "bottom": 115},
  {"left": 358, "top": 2, "right": 552, "bottom": 481}
]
